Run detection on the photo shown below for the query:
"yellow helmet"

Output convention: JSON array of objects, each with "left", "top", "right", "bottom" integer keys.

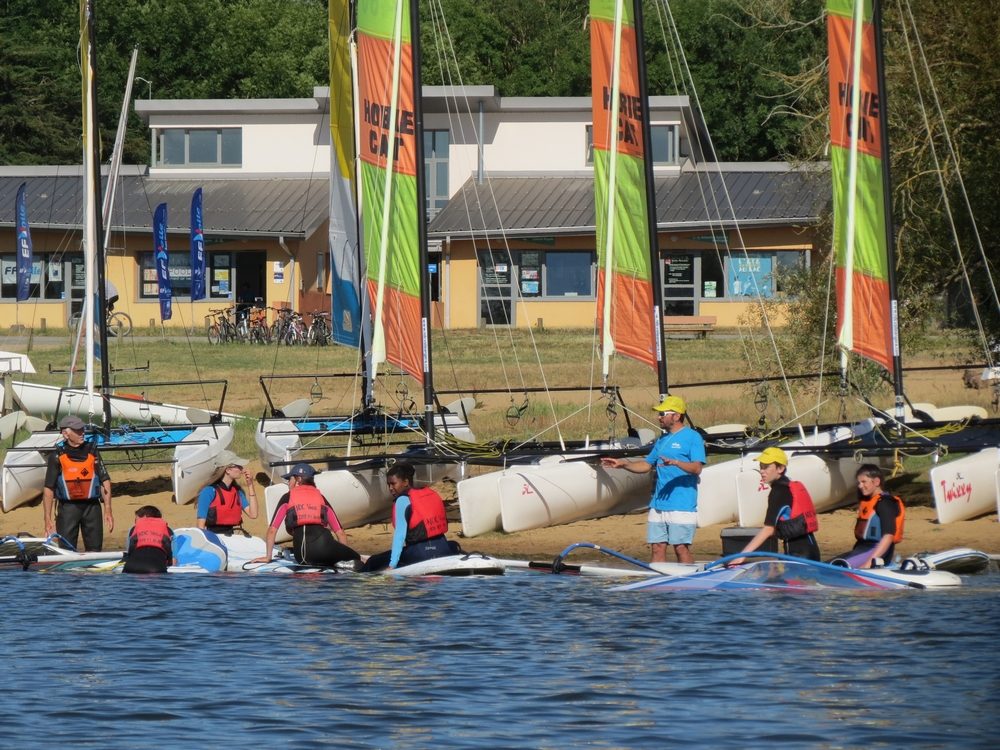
[
  {"left": 753, "top": 446, "right": 789, "bottom": 466},
  {"left": 653, "top": 395, "right": 687, "bottom": 414}
]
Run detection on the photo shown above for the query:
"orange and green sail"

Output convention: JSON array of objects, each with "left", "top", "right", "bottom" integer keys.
[
  {"left": 590, "top": 0, "right": 658, "bottom": 377},
  {"left": 829, "top": 0, "right": 896, "bottom": 375},
  {"left": 356, "top": 0, "right": 424, "bottom": 384}
]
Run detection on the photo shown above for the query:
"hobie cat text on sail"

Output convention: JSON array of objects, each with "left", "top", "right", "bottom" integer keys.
[{"left": 362, "top": 99, "right": 414, "bottom": 162}]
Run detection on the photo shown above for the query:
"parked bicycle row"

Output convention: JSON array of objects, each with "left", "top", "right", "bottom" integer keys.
[{"left": 205, "top": 306, "right": 331, "bottom": 345}]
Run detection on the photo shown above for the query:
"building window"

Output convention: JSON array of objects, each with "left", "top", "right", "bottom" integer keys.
[
  {"left": 517, "top": 251, "right": 595, "bottom": 299},
  {"left": 316, "top": 251, "right": 327, "bottom": 291},
  {"left": 157, "top": 128, "right": 242, "bottom": 167},
  {"left": 424, "top": 130, "right": 449, "bottom": 220},
  {"left": 704, "top": 250, "right": 809, "bottom": 299},
  {"left": 1, "top": 254, "right": 66, "bottom": 300},
  {"left": 586, "top": 123, "right": 679, "bottom": 166},
  {"left": 138, "top": 251, "right": 232, "bottom": 300}
]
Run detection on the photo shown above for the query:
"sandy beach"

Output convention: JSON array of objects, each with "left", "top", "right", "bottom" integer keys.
[{"left": 4, "top": 463, "right": 998, "bottom": 561}]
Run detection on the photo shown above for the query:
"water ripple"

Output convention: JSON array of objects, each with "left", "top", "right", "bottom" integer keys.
[{"left": 1, "top": 571, "right": 997, "bottom": 747}]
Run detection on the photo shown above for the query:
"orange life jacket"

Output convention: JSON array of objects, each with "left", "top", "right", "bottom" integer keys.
[
  {"left": 284, "top": 484, "right": 327, "bottom": 533},
  {"left": 130, "top": 516, "right": 171, "bottom": 553},
  {"left": 855, "top": 493, "right": 905, "bottom": 544},
  {"left": 57, "top": 449, "right": 101, "bottom": 501},
  {"left": 392, "top": 486, "right": 448, "bottom": 544},
  {"left": 207, "top": 482, "right": 244, "bottom": 527}
]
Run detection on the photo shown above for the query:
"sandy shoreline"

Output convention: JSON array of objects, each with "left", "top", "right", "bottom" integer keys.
[{"left": 3, "top": 464, "right": 998, "bottom": 560}]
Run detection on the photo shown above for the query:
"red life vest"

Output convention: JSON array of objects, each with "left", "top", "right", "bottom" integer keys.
[
  {"left": 130, "top": 516, "right": 171, "bottom": 553},
  {"left": 207, "top": 482, "right": 244, "bottom": 527},
  {"left": 392, "top": 486, "right": 448, "bottom": 544},
  {"left": 787, "top": 480, "right": 819, "bottom": 533},
  {"left": 855, "top": 493, "right": 905, "bottom": 544},
  {"left": 284, "top": 484, "right": 327, "bottom": 533},
  {"left": 772, "top": 480, "right": 819, "bottom": 540},
  {"left": 57, "top": 449, "right": 101, "bottom": 501}
]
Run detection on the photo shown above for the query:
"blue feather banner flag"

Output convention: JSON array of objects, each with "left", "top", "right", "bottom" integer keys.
[
  {"left": 15, "top": 182, "right": 33, "bottom": 301},
  {"left": 190, "top": 187, "right": 206, "bottom": 301},
  {"left": 154, "top": 202, "right": 172, "bottom": 320}
]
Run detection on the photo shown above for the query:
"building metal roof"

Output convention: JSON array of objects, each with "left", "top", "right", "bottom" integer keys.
[
  {"left": 428, "top": 165, "right": 830, "bottom": 240},
  {"left": 0, "top": 166, "right": 328, "bottom": 240}
]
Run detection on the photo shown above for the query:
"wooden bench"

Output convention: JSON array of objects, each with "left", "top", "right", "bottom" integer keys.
[{"left": 663, "top": 315, "right": 717, "bottom": 339}]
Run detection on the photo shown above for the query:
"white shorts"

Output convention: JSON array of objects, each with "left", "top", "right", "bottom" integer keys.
[{"left": 647, "top": 509, "right": 697, "bottom": 545}]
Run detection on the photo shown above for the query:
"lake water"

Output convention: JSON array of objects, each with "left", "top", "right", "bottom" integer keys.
[{"left": 3, "top": 570, "right": 998, "bottom": 748}]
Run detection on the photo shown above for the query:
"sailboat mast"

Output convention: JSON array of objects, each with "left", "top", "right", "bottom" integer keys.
[
  {"left": 872, "top": 0, "right": 905, "bottom": 422},
  {"left": 632, "top": 0, "right": 668, "bottom": 397},
  {"left": 82, "top": 0, "right": 113, "bottom": 434},
  {"left": 407, "top": 0, "right": 435, "bottom": 440}
]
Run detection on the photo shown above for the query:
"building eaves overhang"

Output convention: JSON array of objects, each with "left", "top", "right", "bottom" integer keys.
[
  {"left": 428, "top": 167, "right": 830, "bottom": 242},
  {"left": 0, "top": 167, "right": 328, "bottom": 241}
]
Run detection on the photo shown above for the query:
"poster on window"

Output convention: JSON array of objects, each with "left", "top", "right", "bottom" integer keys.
[
  {"left": 30, "top": 260, "right": 42, "bottom": 283},
  {"left": 49, "top": 261, "right": 62, "bottom": 281},
  {"left": 665, "top": 255, "right": 694, "bottom": 285},
  {"left": 728, "top": 256, "right": 773, "bottom": 298},
  {"left": 521, "top": 280, "right": 539, "bottom": 295},
  {"left": 1, "top": 259, "right": 15, "bottom": 284}
]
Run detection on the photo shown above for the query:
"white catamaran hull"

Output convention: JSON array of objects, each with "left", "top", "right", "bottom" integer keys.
[
  {"left": 497, "top": 460, "right": 652, "bottom": 534},
  {"left": 2, "top": 381, "right": 237, "bottom": 424},
  {"left": 735, "top": 422, "right": 875, "bottom": 527},
  {"left": 458, "top": 439, "right": 651, "bottom": 538},
  {"left": 170, "top": 426, "right": 236, "bottom": 504},
  {"left": 695, "top": 458, "right": 748, "bottom": 528},
  {"left": 930, "top": 447, "right": 1000, "bottom": 524},
  {"left": 1, "top": 424, "right": 234, "bottom": 511}
]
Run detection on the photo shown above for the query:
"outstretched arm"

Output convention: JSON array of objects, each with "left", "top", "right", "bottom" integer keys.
[
  {"left": 729, "top": 525, "right": 775, "bottom": 567},
  {"left": 600, "top": 457, "right": 653, "bottom": 473}
]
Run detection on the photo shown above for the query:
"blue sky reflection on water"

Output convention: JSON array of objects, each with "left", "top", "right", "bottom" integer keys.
[{"left": 2, "top": 572, "right": 998, "bottom": 748}]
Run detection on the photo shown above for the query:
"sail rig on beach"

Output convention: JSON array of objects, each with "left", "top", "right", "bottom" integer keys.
[
  {"left": 824, "top": 0, "right": 1000, "bottom": 524},
  {"left": 257, "top": 0, "right": 476, "bottom": 537},
  {"left": 1, "top": 0, "right": 236, "bottom": 514},
  {"left": 456, "top": 0, "right": 674, "bottom": 538},
  {"left": 829, "top": 0, "right": 902, "bottom": 413}
]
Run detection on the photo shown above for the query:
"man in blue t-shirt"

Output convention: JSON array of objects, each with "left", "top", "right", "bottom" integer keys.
[{"left": 601, "top": 395, "right": 705, "bottom": 563}]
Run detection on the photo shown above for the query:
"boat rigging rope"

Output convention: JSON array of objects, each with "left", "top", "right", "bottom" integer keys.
[
  {"left": 650, "top": 0, "right": 801, "bottom": 420},
  {"left": 897, "top": 0, "right": 1000, "bottom": 364},
  {"left": 425, "top": 0, "right": 567, "bottom": 446}
]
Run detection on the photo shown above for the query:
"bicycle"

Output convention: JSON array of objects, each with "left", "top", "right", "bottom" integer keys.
[
  {"left": 307, "top": 311, "right": 331, "bottom": 346},
  {"left": 68, "top": 308, "right": 133, "bottom": 337},
  {"left": 273, "top": 309, "right": 308, "bottom": 345},
  {"left": 247, "top": 305, "right": 271, "bottom": 344},
  {"left": 206, "top": 307, "right": 239, "bottom": 345}
]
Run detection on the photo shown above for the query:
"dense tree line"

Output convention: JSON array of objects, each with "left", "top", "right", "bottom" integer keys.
[
  {"left": 0, "top": 0, "right": 814, "bottom": 165},
  {"left": 1, "top": 0, "right": 996, "bottom": 342}
]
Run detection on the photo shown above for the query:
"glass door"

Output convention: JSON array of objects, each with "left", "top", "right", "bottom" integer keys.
[
  {"left": 661, "top": 253, "right": 700, "bottom": 315},
  {"left": 67, "top": 253, "right": 86, "bottom": 325},
  {"left": 477, "top": 249, "right": 513, "bottom": 326}
]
